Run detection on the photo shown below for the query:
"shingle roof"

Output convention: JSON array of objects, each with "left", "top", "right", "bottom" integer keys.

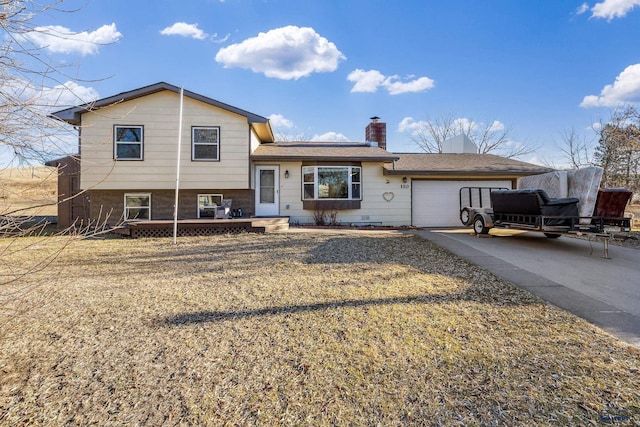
[
  {"left": 251, "top": 142, "right": 399, "bottom": 162},
  {"left": 385, "top": 153, "right": 552, "bottom": 176}
]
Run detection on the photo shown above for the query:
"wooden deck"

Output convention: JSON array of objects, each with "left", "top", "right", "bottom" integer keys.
[{"left": 111, "top": 217, "right": 289, "bottom": 238}]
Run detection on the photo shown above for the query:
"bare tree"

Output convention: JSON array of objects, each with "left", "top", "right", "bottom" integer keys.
[
  {"left": 593, "top": 106, "right": 640, "bottom": 193},
  {"left": 0, "top": 0, "right": 92, "bottom": 165},
  {"left": 554, "top": 127, "right": 593, "bottom": 169},
  {"left": 410, "top": 113, "right": 535, "bottom": 158},
  {"left": 273, "top": 130, "right": 313, "bottom": 142},
  {"left": 1, "top": 0, "right": 117, "bottom": 315},
  {"left": 410, "top": 115, "right": 459, "bottom": 153}
]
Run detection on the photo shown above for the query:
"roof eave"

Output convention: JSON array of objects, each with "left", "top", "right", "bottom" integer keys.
[
  {"left": 251, "top": 122, "right": 275, "bottom": 143},
  {"left": 383, "top": 169, "right": 550, "bottom": 176},
  {"left": 49, "top": 108, "right": 82, "bottom": 126},
  {"left": 49, "top": 82, "right": 271, "bottom": 127},
  {"left": 252, "top": 155, "right": 399, "bottom": 162}
]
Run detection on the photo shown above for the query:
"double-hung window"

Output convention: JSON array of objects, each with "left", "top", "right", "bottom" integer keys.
[
  {"left": 302, "top": 166, "right": 362, "bottom": 201},
  {"left": 124, "top": 193, "right": 151, "bottom": 221},
  {"left": 192, "top": 126, "right": 220, "bottom": 161},
  {"left": 114, "top": 126, "right": 143, "bottom": 160}
]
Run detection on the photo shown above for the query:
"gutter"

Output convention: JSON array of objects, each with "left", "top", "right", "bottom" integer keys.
[{"left": 383, "top": 169, "right": 551, "bottom": 177}]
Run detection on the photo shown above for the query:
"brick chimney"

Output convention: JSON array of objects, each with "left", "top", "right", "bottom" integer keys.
[{"left": 365, "top": 116, "right": 386, "bottom": 150}]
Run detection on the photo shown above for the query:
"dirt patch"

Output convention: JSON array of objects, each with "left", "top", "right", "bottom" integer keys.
[{"left": 1, "top": 232, "right": 638, "bottom": 425}]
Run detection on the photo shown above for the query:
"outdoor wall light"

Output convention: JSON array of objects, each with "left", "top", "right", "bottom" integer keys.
[
  {"left": 402, "top": 176, "right": 408, "bottom": 183},
  {"left": 285, "top": 170, "right": 289, "bottom": 179}
]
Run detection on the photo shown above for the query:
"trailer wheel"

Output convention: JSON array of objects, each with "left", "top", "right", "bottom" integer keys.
[
  {"left": 544, "top": 233, "right": 561, "bottom": 239},
  {"left": 473, "top": 215, "right": 489, "bottom": 235},
  {"left": 460, "top": 208, "right": 471, "bottom": 226}
]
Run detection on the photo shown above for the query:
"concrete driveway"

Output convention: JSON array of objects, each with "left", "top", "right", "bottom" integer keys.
[{"left": 412, "top": 228, "right": 640, "bottom": 348}]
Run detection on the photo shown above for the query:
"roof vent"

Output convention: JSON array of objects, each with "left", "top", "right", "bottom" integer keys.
[{"left": 442, "top": 134, "right": 477, "bottom": 154}]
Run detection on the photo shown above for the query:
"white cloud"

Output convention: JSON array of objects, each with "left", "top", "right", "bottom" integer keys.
[
  {"left": 590, "top": 0, "right": 640, "bottom": 20},
  {"left": 385, "top": 76, "right": 435, "bottom": 95},
  {"left": 346, "top": 69, "right": 386, "bottom": 93},
  {"left": 398, "top": 116, "right": 505, "bottom": 135},
  {"left": 214, "top": 34, "right": 230, "bottom": 44},
  {"left": 397, "top": 117, "right": 425, "bottom": 133},
  {"left": 215, "top": 26, "right": 345, "bottom": 80},
  {"left": 5, "top": 79, "right": 99, "bottom": 108},
  {"left": 39, "top": 81, "right": 100, "bottom": 107},
  {"left": 576, "top": 2, "right": 590, "bottom": 14},
  {"left": 580, "top": 63, "right": 640, "bottom": 107},
  {"left": 310, "top": 132, "right": 350, "bottom": 142},
  {"left": 21, "top": 23, "right": 122, "bottom": 55},
  {"left": 347, "top": 69, "right": 434, "bottom": 95},
  {"left": 268, "top": 113, "right": 294, "bottom": 129},
  {"left": 160, "top": 22, "right": 207, "bottom": 40},
  {"left": 452, "top": 117, "right": 476, "bottom": 131},
  {"left": 488, "top": 120, "right": 505, "bottom": 132}
]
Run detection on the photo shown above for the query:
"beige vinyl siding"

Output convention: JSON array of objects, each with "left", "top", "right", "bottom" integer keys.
[
  {"left": 359, "top": 164, "right": 411, "bottom": 226},
  {"left": 80, "top": 90, "right": 251, "bottom": 190},
  {"left": 250, "top": 129, "right": 261, "bottom": 155},
  {"left": 275, "top": 161, "right": 412, "bottom": 226},
  {"left": 276, "top": 161, "right": 303, "bottom": 214},
  {"left": 248, "top": 129, "right": 262, "bottom": 190}
]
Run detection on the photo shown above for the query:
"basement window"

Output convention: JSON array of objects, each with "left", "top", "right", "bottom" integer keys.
[
  {"left": 197, "top": 194, "right": 223, "bottom": 218},
  {"left": 124, "top": 193, "right": 151, "bottom": 221}
]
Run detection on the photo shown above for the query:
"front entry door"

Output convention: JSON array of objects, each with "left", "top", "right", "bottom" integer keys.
[{"left": 255, "top": 165, "right": 279, "bottom": 217}]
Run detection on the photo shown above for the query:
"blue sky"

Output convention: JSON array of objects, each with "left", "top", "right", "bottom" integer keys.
[{"left": 15, "top": 0, "right": 640, "bottom": 166}]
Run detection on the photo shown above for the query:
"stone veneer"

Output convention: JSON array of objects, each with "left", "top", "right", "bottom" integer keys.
[{"left": 88, "top": 189, "right": 255, "bottom": 226}]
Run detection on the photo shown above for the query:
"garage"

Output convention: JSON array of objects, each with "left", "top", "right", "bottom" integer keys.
[
  {"left": 385, "top": 151, "right": 552, "bottom": 228},
  {"left": 412, "top": 180, "right": 512, "bottom": 227}
]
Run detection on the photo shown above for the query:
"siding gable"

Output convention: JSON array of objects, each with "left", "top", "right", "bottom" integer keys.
[{"left": 79, "top": 90, "right": 252, "bottom": 190}]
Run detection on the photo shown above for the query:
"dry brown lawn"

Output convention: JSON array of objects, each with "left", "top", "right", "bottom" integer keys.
[
  {"left": 1, "top": 231, "right": 639, "bottom": 426},
  {"left": 0, "top": 166, "right": 57, "bottom": 217}
]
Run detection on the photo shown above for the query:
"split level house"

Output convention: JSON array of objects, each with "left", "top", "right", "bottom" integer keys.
[{"left": 49, "top": 82, "right": 551, "bottom": 230}]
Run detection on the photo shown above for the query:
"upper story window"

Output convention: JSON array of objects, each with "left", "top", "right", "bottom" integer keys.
[
  {"left": 192, "top": 126, "right": 220, "bottom": 161},
  {"left": 114, "top": 126, "right": 143, "bottom": 160},
  {"left": 302, "top": 166, "right": 362, "bottom": 200}
]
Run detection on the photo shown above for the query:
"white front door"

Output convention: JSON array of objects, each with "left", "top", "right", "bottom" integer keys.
[{"left": 255, "top": 165, "right": 279, "bottom": 217}]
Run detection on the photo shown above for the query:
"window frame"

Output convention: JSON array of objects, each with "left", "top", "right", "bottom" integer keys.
[
  {"left": 124, "top": 193, "right": 151, "bottom": 221},
  {"left": 301, "top": 165, "right": 362, "bottom": 201},
  {"left": 114, "top": 125, "right": 144, "bottom": 161},
  {"left": 191, "top": 126, "right": 221, "bottom": 161},
  {"left": 197, "top": 193, "right": 224, "bottom": 218}
]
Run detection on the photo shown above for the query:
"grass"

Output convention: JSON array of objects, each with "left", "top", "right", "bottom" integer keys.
[
  {"left": 0, "top": 166, "right": 58, "bottom": 217},
  {"left": 0, "top": 231, "right": 638, "bottom": 426}
]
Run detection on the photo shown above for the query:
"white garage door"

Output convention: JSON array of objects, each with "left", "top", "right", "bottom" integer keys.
[{"left": 412, "top": 180, "right": 512, "bottom": 227}]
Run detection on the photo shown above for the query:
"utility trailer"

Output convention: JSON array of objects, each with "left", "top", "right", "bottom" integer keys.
[{"left": 458, "top": 186, "right": 632, "bottom": 258}]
